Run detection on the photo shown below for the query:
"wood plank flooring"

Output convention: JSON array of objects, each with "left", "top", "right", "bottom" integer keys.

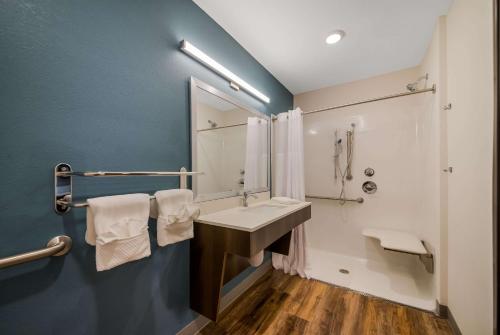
[{"left": 200, "top": 269, "right": 452, "bottom": 335}]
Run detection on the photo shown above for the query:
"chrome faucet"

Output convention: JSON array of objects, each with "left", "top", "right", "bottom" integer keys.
[{"left": 241, "top": 191, "right": 257, "bottom": 207}]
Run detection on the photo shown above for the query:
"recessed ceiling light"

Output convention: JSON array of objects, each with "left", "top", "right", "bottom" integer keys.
[{"left": 326, "top": 30, "right": 345, "bottom": 45}]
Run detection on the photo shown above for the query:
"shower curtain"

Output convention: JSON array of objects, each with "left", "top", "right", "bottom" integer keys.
[
  {"left": 244, "top": 117, "right": 269, "bottom": 190},
  {"left": 272, "top": 108, "right": 308, "bottom": 278}
]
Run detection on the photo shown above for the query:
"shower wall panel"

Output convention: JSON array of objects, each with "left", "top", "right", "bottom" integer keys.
[{"left": 295, "top": 67, "right": 440, "bottom": 268}]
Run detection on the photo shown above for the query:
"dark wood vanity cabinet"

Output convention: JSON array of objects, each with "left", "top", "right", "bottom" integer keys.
[{"left": 189, "top": 204, "right": 311, "bottom": 321}]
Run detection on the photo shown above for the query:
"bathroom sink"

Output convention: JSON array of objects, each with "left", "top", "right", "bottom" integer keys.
[
  {"left": 191, "top": 199, "right": 311, "bottom": 321},
  {"left": 196, "top": 200, "right": 311, "bottom": 232},
  {"left": 238, "top": 203, "right": 288, "bottom": 215}
]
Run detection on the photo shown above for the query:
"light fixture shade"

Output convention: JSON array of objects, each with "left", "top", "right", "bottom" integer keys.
[
  {"left": 326, "top": 30, "right": 346, "bottom": 44},
  {"left": 180, "top": 40, "right": 270, "bottom": 104}
]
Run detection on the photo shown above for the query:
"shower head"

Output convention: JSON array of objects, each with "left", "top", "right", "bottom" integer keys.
[
  {"left": 208, "top": 120, "right": 218, "bottom": 128},
  {"left": 406, "top": 73, "right": 429, "bottom": 92}
]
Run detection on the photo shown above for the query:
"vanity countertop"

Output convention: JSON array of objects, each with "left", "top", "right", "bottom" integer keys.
[{"left": 196, "top": 200, "right": 311, "bottom": 232}]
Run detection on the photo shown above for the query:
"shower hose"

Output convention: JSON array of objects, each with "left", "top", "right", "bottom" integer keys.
[{"left": 335, "top": 126, "right": 354, "bottom": 205}]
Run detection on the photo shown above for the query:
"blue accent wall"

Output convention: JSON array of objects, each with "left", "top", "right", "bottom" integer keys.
[{"left": 0, "top": 0, "right": 292, "bottom": 334}]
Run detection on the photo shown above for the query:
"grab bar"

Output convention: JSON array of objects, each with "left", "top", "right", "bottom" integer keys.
[
  {"left": 306, "top": 195, "right": 364, "bottom": 203},
  {"left": 54, "top": 163, "right": 203, "bottom": 214},
  {"left": 0, "top": 235, "right": 72, "bottom": 269}
]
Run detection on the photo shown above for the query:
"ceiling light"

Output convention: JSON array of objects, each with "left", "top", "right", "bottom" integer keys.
[
  {"left": 326, "top": 30, "right": 345, "bottom": 45},
  {"left": 180, "top": 40, "right": 270, "bottom": 104}
]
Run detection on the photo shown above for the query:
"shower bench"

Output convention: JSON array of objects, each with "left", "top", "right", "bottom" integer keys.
[{"left": 362, "top": 228, "right": 434, "bottom": 273}]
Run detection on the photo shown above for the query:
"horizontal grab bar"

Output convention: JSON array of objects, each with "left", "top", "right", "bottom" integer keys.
[
  {"left": 0, "top": 235, "right": 72, "bottom": 269},
  {"left": 306, "top": 195, "right": 364, "bottom": 203}
]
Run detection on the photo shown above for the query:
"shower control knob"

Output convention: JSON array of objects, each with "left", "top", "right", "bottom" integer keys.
[
  {"left": 362, "top": 181, "right": 377, "bottom": 194},
  {"left": 364, "top": 167, "right": 375, "bottom": 177}
]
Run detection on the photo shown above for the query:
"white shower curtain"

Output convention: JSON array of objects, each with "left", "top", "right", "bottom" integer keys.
[
  {"left": 272, "top": 108, "right": 308, "bottom": 278},
  {"left": 244, "top": 117, "right": 269, "bottom": 190}
]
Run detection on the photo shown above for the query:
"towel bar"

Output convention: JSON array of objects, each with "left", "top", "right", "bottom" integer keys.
[
  {"left": 55, "top": 171, "right": 203, "bottom": 177},
  {"left": 0, "top": 235, "right": 72, "bottom": 269},
  {"left": 56, "top": 194, "right": 157, "bottom": 209},
  {"left": 54, "top": 162, "right": 203, "bottom": 214}
]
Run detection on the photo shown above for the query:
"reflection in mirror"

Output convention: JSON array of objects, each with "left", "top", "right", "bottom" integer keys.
[{"left": 191, "top": 78, "right": 270, "bottom": 202}]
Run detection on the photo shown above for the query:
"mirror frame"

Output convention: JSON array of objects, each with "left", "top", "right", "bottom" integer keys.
[{"left": 190, "top": 77, "right": 271, "bottom": 202}]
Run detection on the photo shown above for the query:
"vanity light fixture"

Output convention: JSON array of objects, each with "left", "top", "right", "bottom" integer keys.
[
  {"left": 326, "top": 30, "right": 345, "bottom": 45},
  {"left": 180, "top": 40, "right": 270, "bottom": 104}
]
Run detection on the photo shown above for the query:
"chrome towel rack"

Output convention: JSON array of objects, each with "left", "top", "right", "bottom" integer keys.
[
  {"left": 56, "top": 171, "right": 202, "bottom": 177},
  {"left": 306, "top": 194, "right": 364, "bottom": 204},
  {"left": 0, "top": 235, "right": 72, "bottom": 269},
  {"left": 54, "top": 163, "right": 203, "bottom": 214},
  {"left": 57, "top": 194, "right": 157, "bottom": 209}
]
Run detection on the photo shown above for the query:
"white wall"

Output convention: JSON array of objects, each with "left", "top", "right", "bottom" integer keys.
[
  {"left": 417, "top": 15, "right": 448, "bottom": 305},
  {"left": 295, "top": 66, "right": 440, "bottom": 276},
  {"left": 446, "top": 0, "right": 494, "bottom": 333}
]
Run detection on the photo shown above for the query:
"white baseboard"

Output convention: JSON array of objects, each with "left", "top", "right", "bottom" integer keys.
[{"left": 177, "top": 259, "right": 272, "bottom": 335}]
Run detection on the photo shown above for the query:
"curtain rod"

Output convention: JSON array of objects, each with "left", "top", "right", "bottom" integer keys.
[
  {"left": 196, "top": 85, "right": 437, "bottom": 126},
  {"left": 301, "top": 84, "right": 436, "bottom": 116},
  {"left": 197, "top": 119, "right": 269, "bottom": 132},
  {"left": 197, "top": 122, "right": 247, "bottom": 132}
]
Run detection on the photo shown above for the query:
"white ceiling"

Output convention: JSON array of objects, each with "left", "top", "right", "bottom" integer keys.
[{"left": 193, "top": 0, "right": 452, "bottom": 94}]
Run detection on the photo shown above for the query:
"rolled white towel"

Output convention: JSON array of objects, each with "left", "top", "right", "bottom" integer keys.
[{"left": 153, "top": 189, "right": 200, "bottom": 247}]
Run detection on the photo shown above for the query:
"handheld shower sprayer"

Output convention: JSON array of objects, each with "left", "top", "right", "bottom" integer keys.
[{"left": 334, "top": 130, "right": 340, "bottom": 180}]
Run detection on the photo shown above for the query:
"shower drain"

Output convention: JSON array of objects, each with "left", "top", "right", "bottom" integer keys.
[{"left": 339, "top": 268, "right": 350, "bottom": 274}]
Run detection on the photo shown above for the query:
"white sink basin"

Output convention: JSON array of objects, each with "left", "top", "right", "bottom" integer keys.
[
  {"left": 238, "top": 203, "right": 288, "bottom": 215},
  {"left": 196, "top": 200, "right": 311, "bottom": 232}
]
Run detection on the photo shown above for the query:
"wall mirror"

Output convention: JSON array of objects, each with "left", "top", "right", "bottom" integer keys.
[{"left": 190, "top": 77, "right": 270, "bottom": 202}]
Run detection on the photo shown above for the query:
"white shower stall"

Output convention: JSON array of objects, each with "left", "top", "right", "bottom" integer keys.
[{"left": 296, "top": 64, "right": 443, "bottom": 311}]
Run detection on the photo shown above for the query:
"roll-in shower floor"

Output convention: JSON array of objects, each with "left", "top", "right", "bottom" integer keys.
[{"left": 305, "top": 248, "right": 436, "bottom": 311}]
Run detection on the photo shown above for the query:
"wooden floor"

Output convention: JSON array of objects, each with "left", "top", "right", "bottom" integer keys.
[{"left": 201, "top": 270, "right": 452, "bottom": 335}]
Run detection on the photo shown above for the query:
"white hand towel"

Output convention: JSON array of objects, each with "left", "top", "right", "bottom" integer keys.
[
  {"left": 86, "top": 193, "right": 151, "bottom": 271},
  {"left": 152, "top": 189, "right": 200, "bottom": 247}
]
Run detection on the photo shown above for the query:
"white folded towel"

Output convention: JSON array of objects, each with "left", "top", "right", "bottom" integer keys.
[
  {"left": 86, "top": 193, "right": 151, "bottom": 271},
  {"left": 151, "top": 189, "right": 200, "bottom": 247}
]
